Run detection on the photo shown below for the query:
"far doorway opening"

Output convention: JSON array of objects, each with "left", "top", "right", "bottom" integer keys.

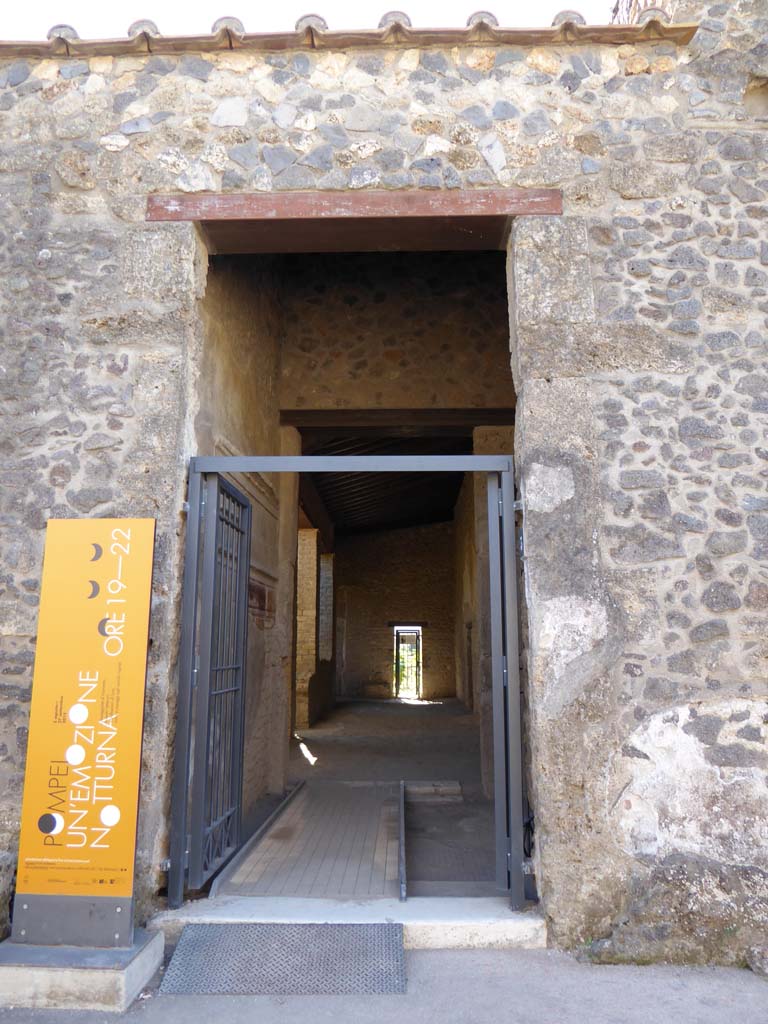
[{"left": 393, "top": 626, "right": 422, "bottom": 699}]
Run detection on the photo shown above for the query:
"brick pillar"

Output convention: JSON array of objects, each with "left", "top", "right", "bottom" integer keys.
[{"left": 295, "top": 528, "right": 320, "bottom": 729}]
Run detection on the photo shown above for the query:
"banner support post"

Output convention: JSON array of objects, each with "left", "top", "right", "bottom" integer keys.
[{"left": 0, "top": 519, "right": 164, "bottom": 1012}]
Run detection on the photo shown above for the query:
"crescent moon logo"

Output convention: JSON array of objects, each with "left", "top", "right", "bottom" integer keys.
[
  {"left": 97, "top": 617, "right": 109, "bottom": 637},
  {"left": 88, "top": 580, "right": 100, "bottom": 599},
  {"left": 90, "top": 543, "right": 103, "bottom": 562},
  {"left": 38, "top": 813, "right": 64, "bottom": 836}
]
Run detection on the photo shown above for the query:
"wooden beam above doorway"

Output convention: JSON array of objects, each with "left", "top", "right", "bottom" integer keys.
[
  {"left": 145, "top": 189, "right": 562, "bottom": 254},
  {"left": 281, "top": 408, "right": 517, "bottom": 433}
]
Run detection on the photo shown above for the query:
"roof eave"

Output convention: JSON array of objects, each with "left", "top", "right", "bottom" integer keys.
[{"left": 0, "top": 20, "right": 699, "bottom": 59}]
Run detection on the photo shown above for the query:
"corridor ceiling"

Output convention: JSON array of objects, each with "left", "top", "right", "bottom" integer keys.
[{"left": 296, "top": 432, "right": 476, "bottom": 535}]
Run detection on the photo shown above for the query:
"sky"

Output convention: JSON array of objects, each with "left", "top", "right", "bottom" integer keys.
[{"left": 0, "top": 1, "right": 616, "bottom": 40}]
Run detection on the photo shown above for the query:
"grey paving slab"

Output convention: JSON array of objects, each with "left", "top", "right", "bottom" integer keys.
[
  {"left": 0, "top": 949, "right": 766, "bottom": 1024},
  {"left": 216, "top": 781, "right": 399, "bottom": 898}
]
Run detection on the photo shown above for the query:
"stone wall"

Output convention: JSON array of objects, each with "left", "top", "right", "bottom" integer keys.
[
  {"left": 335, "top": 523, "right": 456, "bottom": 700},
  {"left": 0, "top": 0, "right": 766, "bottom": 964},
  {"left": 279, "top": 252, "right": 511, "bottom": 410},
  {"left": 0, "top": 192, "right": 202, "bottom": 925},
  {"left": 509, "top": 1, "right": 768, "bottom": 963}
]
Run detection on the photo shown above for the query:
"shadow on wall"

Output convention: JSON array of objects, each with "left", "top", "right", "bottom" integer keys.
[{"left": 300, "top": 661, "right": 335, "bottom": 727}]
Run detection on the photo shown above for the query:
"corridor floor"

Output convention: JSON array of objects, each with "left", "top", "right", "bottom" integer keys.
[
  {"left": 214, "top": 781, "right": 400, "bottom": 898},
  {"left": 215, "top": 700, "right": 495, "bottom": 898},
  {"left": 289, "top": 698, "right": 482, "bottom": 783}
]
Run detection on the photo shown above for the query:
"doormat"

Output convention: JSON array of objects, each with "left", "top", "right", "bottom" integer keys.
[{"left": 159, "top": 922, "right": 406, "bottom": 995}]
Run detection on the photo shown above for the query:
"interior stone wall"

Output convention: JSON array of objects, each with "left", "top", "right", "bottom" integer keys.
[
  {"left": 279, "top": 252, "right": 512, "bottom": 410},
  {"left": 335, "top": 523, "right": 456, "bottom": 700},
  {"left": 197, "top": 256, "right": 282, "bottom": 459}
]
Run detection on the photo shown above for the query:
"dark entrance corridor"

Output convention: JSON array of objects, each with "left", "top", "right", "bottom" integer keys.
[{"left": 169, "top": 243, "right": 524, "bottom": 907}]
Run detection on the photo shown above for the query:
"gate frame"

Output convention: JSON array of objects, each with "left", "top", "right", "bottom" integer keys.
[{"left": 169, "top": 454, "right": 526, "bottom": 908}]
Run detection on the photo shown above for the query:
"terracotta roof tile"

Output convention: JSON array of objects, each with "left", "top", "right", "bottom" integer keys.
[{"left": 0, "top": 18, "right": 698, "bottom": 59}]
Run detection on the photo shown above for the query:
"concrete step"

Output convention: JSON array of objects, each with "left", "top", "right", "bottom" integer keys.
[
  {"left": 404, "top": 780, "right": 464, "bottom": 802},
  {"left": 150, "top": 896, "right": 546, "bottom": 950}
]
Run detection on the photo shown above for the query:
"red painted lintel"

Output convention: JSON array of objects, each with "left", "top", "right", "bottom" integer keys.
[{"left": 146, "top": 188, "right": 563, "bottom": 222}]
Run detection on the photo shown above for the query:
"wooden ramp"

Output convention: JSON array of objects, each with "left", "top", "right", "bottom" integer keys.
[{"left": 215, "top": 782, "right": 400, "bottom": 899}]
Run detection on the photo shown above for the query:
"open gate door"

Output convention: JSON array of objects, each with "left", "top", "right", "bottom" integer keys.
[
  {"left": 487, "top": 469, "right": 527, "bottom": 908},
  {"left": 168, "top": 454, "right": 525, "bottom": 909},
  {"left": 169, "top": 472, "right": 251, "bottom": 908}
]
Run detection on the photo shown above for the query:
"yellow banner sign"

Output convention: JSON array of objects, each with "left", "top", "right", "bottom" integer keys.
[{"left": 16, "top": 519, "right": 155, "bottom": 899}]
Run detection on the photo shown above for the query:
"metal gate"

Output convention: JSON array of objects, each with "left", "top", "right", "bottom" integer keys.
[
  {"left": 487, "top": 470, "right": 525, "bottom": 904},
  {"left": 169, "top": 455, "right": 525, "bottom": 909},
  {"left": 169, "top": 473, "right": 251, "bottom": 907}
]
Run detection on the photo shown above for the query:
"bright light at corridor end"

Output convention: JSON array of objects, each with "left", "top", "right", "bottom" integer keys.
[{"left": 294, "top": 732, "right": 318, "bottom": 766}]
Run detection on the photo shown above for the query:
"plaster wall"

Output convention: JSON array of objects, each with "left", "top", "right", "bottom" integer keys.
[
  {"left": 335, "top": 523, "right": 456, "bottom": 700},
  {"left": 197, "top": 258, "right": 294, "bottom": 830}
]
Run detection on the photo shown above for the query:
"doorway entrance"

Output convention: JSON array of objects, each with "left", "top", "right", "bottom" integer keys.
[
  {"left": 169, "top": 454, "right": 524, "bottom": 910},
  {"left": 394, "top": 626, "right": 422, "bottom": 698}
]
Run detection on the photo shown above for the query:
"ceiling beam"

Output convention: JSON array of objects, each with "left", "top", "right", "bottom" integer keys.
[{"left": 283, "top": 408, "right": 516, "bottom": 431}]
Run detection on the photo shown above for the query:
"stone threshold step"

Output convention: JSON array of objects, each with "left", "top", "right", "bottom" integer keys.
[
  {"left": 150, "top": 896, "right": 546, "bottom": 950},
  {"left": 0, "top": 928, "right": 163, "bottom": 1012}
]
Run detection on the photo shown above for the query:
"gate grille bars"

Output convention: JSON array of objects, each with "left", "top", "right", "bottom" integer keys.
[
  {"left": 189, "top": 478, "right": 251, "bottom": 886},
  {"left": 169, "top": 456, "right": 525, "bottom": 909},
  {"left": 169, "top": 474, "right": 251, "bottom": 907}
]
